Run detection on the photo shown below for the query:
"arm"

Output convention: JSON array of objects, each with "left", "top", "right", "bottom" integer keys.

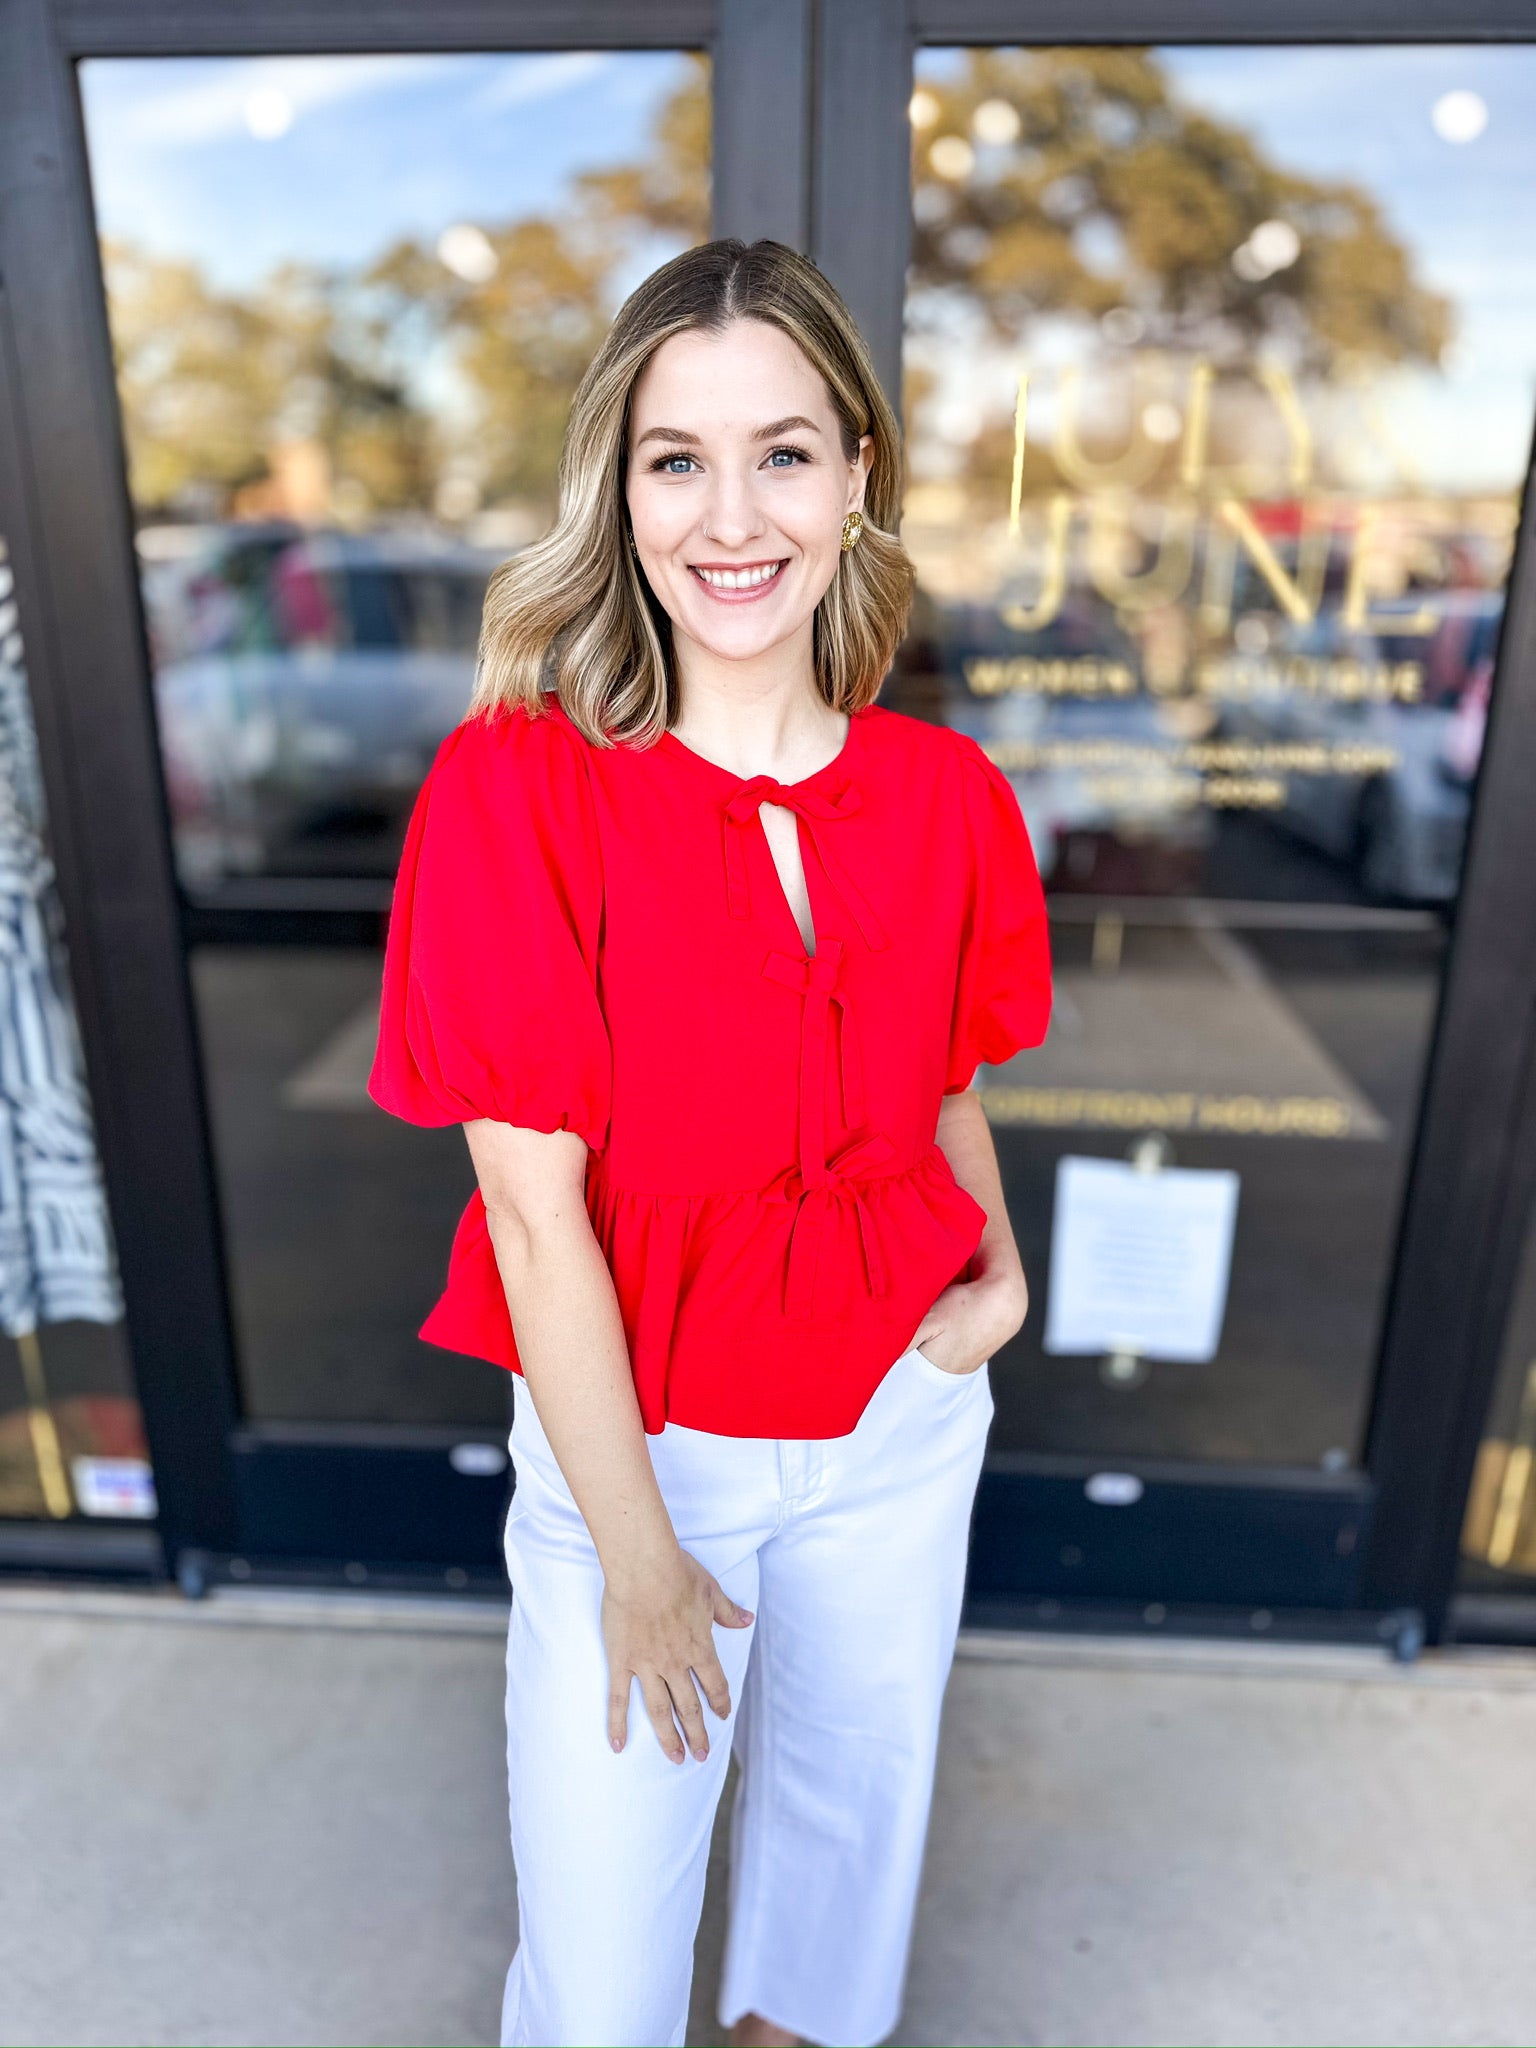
[
  {"left": 916, "top": 1087, "right": 1030, "bottom": 1375},
  {"left": 464, "top": 1117, "right": 753, "bottom": 1763}
]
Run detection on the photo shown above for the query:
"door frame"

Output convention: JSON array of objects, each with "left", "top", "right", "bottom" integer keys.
[
  {"left": 811, "top": 0, "right": 1536, "bottom": 1642},
  {"left": 0, "top": 0, "right": 813, "bottom": 1590}
]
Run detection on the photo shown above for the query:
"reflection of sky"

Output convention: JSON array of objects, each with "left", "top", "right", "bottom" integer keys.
[
  {"left": 915, "top": 44, "right": 1536, "bottom": 494},
  {"left": 78, "top": 50, "right": 697, "bottom": 294}
]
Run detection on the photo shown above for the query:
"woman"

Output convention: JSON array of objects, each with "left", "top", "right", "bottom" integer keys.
[{"left": 369, "top": 237, "right": 1052, "bottom": 2048}]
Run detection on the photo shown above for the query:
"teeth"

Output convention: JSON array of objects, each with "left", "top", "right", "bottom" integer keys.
[{"left": 695, "top": 562, "right": 782, "bottom": 590}]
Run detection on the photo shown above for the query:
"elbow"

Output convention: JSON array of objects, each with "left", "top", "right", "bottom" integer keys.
[
  {"left": 481, "top": 1179, "right": 590, "bottom": 1261},
  {"left": 481, "top": 1192, "right": 536, "bottom": 1270},
  {"left": 465, "top": 1121, "right": 593, "bottom": 1267}
]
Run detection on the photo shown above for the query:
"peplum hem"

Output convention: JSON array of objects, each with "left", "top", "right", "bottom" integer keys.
[{"left": 414, "top": 1142, "right": 989, "bottom": 1436}]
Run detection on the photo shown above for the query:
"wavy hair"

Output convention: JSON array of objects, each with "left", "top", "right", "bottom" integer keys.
[{"left": 468, "top": 238, "right": 914, "bottom": 746}]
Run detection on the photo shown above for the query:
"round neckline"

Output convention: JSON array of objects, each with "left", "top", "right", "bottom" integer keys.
[{"left": 659, "top": 705, "right": 865, "bottom": 791}]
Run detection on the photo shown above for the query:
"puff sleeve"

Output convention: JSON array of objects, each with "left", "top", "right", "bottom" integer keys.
[
  {"left": 367, "top": 703, "right": 611, "bottom": 1150},
  {"left": 944, "top": 730, "right": 1053, "bottom": 1094}
]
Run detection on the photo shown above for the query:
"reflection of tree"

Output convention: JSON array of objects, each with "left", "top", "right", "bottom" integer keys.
[
  {"left": 911, "top": 49, "right": 1450, "bottom": 375},
  {"left": 377, "top": 53, "right": 709, "bottom": 513},
  {"left": 103, "top": 54, "right": 710, "bottom": 524},
  {"left": 105, "top": 245, "right": 440, "bottom": 518}
]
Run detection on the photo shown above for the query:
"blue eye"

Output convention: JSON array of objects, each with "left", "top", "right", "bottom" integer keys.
[
  {"left": 650, "top": 452, "right": 697, "bottom": 475},
  {"left": 766, "top": 444, "right": 812, "bottom": 467}
]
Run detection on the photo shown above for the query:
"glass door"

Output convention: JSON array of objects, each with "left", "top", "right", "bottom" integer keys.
[
  {"left": 73, "top": 40, "right": 715, "bottom": 1578},
  {"left": 0, "top": 0, "right": 814, "bottom": 1586},
  {"left": 838, "top": 30, "right": 1536, "bottom": 1616}
]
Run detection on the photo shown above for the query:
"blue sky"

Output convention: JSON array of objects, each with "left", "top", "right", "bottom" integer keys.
[
  {"left": 1162, "top": 46, "right": 1536, "bottom": 387},
  {"left": 77, "top": 50, "right": 698, "bottom": 294}
]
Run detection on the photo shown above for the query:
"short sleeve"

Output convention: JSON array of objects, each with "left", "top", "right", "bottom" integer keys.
[
  {"left": 367, "top": 702, "right": 611, "bottom": 1150},
  {"left": 944, "top": 730, "right": 1053, "bottom": 1094}
]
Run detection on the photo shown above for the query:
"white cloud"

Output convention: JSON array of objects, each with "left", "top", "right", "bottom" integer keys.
[
  {"left": 94, "top": 53, "right": 461, "bottom": 150},
  {"left": 469, "top": 51, "right": 614, "bottom": 111}
]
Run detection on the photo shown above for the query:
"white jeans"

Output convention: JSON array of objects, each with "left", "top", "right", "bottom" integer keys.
[{"left": 498, "top": 1339, "right": 994, "bottom": 2048}]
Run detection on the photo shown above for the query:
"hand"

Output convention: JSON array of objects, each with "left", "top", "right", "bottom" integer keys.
[
  {"left": 911, "top": 1267, "right": 1028, "bottom": 1377},
  {"left": 601, "top": 1546, "right": 754, "bottom": 1763}
]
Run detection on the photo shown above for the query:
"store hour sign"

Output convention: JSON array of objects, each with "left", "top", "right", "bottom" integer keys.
[{"left": 1044, "top": 1154, "right": 1241, "bottom": 1365}]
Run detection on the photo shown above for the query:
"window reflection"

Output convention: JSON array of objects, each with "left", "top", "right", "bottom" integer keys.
[
  {"left": 897, "top": 46, "right": 1536, "bottom": 1466},
  {"left": 81, "top": 51, "right": 711, "bottom": 1428},
  {"left": 85, "top": 49, "right": 711, "bottom": 902},
  {"left": 897, "top": 47, "right": 1528, "bottom": 910},
  {"left": 0, "top": 539, "right": 142, "bottom": 1521}
]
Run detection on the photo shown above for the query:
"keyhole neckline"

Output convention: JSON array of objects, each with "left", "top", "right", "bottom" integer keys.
[{"left": 658, "top": 704, "right": 865, "bottom": 792}]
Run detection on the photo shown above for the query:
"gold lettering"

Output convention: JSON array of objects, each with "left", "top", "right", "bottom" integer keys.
[
  {"left": 1179, "top": 359, "right": 1213, "bottom": 490},
  {"left": 1008, "top": 370, "right": 1029, "bottom": 537},
  {"left": 1342, "top": 503, "right": 1437, "bottom": 634},
  {"left": 1054, "top": 361, "right": 1166, "bottom": 491},
  {"left": 1178, "top": 360, "right": 1312, "bottom": 496},
  {"left": 1086, "top": 492, "right": 1197, "bottom": 611},
  {"left": 1217, "top": 497, "right": 1315, "bottom": 625},
  {"left": 999, "top": 494, "right": 1072, "bottom": 632},
  {"left": 981, "top": 1087, "right": 1355, "bottom": 1137}
]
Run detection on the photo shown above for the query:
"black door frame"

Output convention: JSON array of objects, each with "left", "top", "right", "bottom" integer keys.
[
  {"left": 812, "top": 0, "right": 1536, "bottom": 1645},
  {"left": 5, "top": 0, "right": 1536, "bottom": 1641}
]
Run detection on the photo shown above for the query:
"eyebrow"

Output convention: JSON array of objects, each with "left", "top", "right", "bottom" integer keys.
[{"left": 634, "top": 414, "right": 825, "bottom": 448}]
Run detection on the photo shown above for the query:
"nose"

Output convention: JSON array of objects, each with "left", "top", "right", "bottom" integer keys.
[{"left": 701, "top": 461, "right": 766, "bottom": 550}]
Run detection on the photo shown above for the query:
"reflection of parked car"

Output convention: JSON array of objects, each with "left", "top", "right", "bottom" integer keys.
[
  {"left": 138, "top": 523, "right": 505, "bottom": 888},
  {"left": 1218, "top": 592, "right": 1503, "bottom": 902}
]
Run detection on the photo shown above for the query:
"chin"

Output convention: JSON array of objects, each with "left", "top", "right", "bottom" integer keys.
[{"left": 681, "top": 603, "right": 807, "bottom": 664}]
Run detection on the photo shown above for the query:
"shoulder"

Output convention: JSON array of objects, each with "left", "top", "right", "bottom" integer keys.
[
  {"left": 860, "top": 703, "right": 1003, "bottom": 801},
  {"left": 858, "top": 702, "right": 971, "bottom": 776},
  {"left": 427, "top": 694, "right": 596, "bottom": 813}
]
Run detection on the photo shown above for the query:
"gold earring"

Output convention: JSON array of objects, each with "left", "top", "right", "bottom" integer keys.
[{"left": 840, "top": 510, "right": 864, "bottom": 552}]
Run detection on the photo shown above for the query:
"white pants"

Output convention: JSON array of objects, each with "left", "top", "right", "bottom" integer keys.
[{"left": 498, "top": 1339, "right": 994, "bottom": 2048}]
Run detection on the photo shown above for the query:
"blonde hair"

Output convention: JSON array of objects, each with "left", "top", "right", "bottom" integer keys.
[{"left": 469, "top": 238, "right": 914, "bottom": 747}]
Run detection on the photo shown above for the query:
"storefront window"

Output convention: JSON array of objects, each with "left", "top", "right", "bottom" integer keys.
[
  {"left": 80, "top": 51, "right": 710, "bottom": 1426},
  {"left": 1461, "top": 1197, "right": 1536, "bottom": 1595},
  {"left": 0, "top": 537, "right": 146, "bottom": 1520},
  {"left": 895, "top": 46, "right": 1536, "bottom": 1465}
]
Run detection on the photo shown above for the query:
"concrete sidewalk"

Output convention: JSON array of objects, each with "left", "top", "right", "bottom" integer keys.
[{"left": 1, "top": 1583, "right": 1533, "bottom": 2047}]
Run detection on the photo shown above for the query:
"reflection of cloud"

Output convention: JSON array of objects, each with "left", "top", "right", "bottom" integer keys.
[
  {"left": 470, "top": 51, "right": 615, "bottom": 110},
  {"left": 100, "top": 53, "right": 463, "bottom": 148},
  {"left": 1163, "top": 43, "right": 1506, "bottom": 123},
  {"left": 78, "top": 51, "right": 691, "bottom": 294}
]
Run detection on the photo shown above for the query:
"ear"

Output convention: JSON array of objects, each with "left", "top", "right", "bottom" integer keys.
[{"left": 846, "top": 434, "right": 874, "bottom": 515}]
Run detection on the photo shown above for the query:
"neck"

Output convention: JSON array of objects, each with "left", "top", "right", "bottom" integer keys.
[{"left": 669, "top": 622, "right": 846, "bottom": 783}]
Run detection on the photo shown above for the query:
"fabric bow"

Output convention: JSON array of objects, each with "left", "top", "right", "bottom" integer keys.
[
  {"left": 764, "top": 1130, "right": 897, "bottom": 1323},
  {"left": 722, "top": 776, "right": 889, "bottom": 952}
]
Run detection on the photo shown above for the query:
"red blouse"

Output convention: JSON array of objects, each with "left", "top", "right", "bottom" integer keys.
[{"left": 367, "top": 694, "right": 1052, "bottom": 1438}]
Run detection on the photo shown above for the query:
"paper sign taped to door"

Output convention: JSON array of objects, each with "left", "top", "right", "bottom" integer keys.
[{"left": 1043, "top": 1155, "right": 1240, "bottom": 1363}]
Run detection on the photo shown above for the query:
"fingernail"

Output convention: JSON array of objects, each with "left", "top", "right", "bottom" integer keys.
[
  {"left": 693, "top": 1746, "right": 708, "bottom": 1760},
  {"left": 610, "top": 1735, "right": 623, "bottom": 1753}
]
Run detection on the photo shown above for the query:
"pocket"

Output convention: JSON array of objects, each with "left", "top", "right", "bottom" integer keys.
[{"left": 906, "top": 1340, "right": 990, "bottom": 1392}]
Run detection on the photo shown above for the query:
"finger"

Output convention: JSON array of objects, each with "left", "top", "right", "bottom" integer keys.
[
  {"left": 710, "top": 1580, "right": 754, "bottom": 1628},
  {"left": 693, "top": 1645, "right": 733, "bottom": 1721},
  {"left": 639, "top": 1674, "right": 686, "bottom": 1764},
  {"left": 607, "top": 1674, "right": 630, "bottom": 1754},
  {"left": 664, "top": 1670, "right": 712, "bottom": 1761}
]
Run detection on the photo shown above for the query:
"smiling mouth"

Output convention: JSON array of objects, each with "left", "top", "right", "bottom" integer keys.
[{"left": 688, "top": 559, "right": 787, "bottom": 600}]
